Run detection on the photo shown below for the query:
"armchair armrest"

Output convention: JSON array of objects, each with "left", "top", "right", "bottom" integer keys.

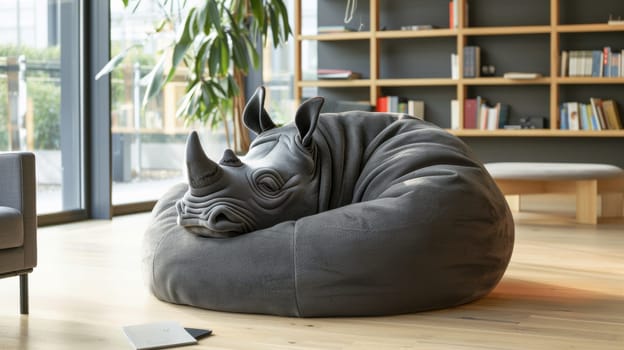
[{"left": 0, "top": 152, "right": 37, "bottom": 269}]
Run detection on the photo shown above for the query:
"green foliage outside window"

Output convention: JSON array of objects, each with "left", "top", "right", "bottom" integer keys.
[{"left": 0, "top": 45, "right": 62, "bottom": 150}]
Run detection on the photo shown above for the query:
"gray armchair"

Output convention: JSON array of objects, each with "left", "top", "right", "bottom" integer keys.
[{"left": 0, "top": 152, "right": 36, "bottom": 314}]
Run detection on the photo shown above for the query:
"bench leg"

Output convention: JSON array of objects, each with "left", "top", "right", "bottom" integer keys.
[
  {"left": 601, "top": 193, "right": 624, "bottom": 218},
  {"left": 576, "top": 180, "right": 598, "bottom": 224}
]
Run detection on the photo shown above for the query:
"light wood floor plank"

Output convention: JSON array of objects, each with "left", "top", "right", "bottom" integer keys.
[{"left": 0, "top": 212, "right": 623, "bottom": 349}]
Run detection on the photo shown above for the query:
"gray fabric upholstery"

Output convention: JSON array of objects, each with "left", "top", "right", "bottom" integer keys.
[
  {"left": 0, "top": 207, "right": 23, "bottom": 249},
  {"left": 485, "top": 162, "right": 624, "bottom": 180},
  {"left": 0, "top": 152, "right": 37, "bottom": 275},
  {"left": 144, "top": 89, "right": 514, "bottom": 317}
]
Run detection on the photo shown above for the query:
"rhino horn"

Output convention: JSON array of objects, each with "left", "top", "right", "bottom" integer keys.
[{"left": 186, "top": 131, "right": 221, "bottom": 188}]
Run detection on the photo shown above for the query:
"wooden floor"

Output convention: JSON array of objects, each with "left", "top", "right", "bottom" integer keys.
[{"left": 0, "top": 212, "right": 623, "bottom": 349}]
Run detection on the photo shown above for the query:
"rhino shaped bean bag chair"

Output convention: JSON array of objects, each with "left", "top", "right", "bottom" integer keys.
[{"left": 144, "top": 87, "right": 514, "bottom": 317}]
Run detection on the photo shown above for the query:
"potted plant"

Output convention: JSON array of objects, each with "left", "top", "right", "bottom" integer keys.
[{"left": 98, "top": 0, "right": 292, "bottom": 153}]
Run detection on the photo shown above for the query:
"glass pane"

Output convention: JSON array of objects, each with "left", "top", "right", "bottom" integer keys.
[
  {"left": 263, "top": 0, "right": 298, "bottom": 124},
  {"left": 110, "top": 1, "right": 228, "bottom": 205},
  {"left": 0, "top": 0, "right": 83, "bottom": 214}
]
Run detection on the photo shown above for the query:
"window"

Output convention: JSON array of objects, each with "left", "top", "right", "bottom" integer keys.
[
  {"left": 110, "top": 1, "right": 227, "bottom": 206},
  {"left": 263, "top": 0, "right": 298, "bottom": 123},
  {"left": 0, "top": 0, "right": 84, "bottom": 215}
]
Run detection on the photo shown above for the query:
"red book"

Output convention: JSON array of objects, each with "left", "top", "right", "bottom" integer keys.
[
  {"left": 376, "top": 96, "right": 388, "bottom": 112},
  {"left": 463, "top": 98, "right": 477, "bottom": 129},
  {"left": 449, "top": 1, "right": 454, "bottom": 29}
]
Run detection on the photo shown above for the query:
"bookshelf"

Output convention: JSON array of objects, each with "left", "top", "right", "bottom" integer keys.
[{"left": 293, "top": 0, "right": 624, "bottom": 138}]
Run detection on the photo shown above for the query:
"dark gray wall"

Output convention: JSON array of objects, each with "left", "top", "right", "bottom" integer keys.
[{"left": 464, "top": 138, "right": 624, "bottom": 169}]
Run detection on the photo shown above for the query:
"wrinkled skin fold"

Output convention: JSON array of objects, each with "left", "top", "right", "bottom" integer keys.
[{"left": 176, "top": 87, "right": 323, "bottom": 238}]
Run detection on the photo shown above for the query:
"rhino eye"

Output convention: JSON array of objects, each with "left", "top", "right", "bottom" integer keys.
[{"left": 255, "top": 171, "right": 284, "bottom": 195}]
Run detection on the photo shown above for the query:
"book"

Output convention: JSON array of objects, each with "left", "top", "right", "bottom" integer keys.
[
  {"left": 122, "top": 321, "right": 198, "bottom": 350},
  {"left": 579, "top": 102, "right": 589, "bottom": 130},
  {"left": 601, "top": 99, "right": 622, "bottom": 129},
  {"left": 591, "top": 50, "right": 602, "bottom": 77},
  {"left": 568, "top": 51, "right": 580, "bottom": 77},
  {"left": 587, "top": 104, "right": 599, "bottom": 130},
  {"left": 451, "top": 53, "right": 459, "bottom": 80},
  {"left": 560, "top": 50, "right": 568, "bottom": 77},
  {"left": 603, "top": 47, "right": 611, "bottom": 77},
  {"left": 498, "top": 103, "right": 510, "bottom": 129},
  {"left": 388, "top": 95, "right": 399, "bottom": 113},
  {"left": 463, "top": 46, "right": 480, "bottom": 78},
  {"left": 450, "top": 99, "right": 459, "bottom": 129},
  {"left": 317, "top": 25, "right": 358, "bottom": 34},
  {"left": 479, "top": 103, "right": 489, "bottom": 130},
  {"left": 317, "top": 69, "right": 361, "bottom": 80},
  {"left": 610, "top": 52, "right": 620, "bottom": 77},
  {"left": 449, "top": 1, "right": 456, "bottom": 29},
  {"left": 590, "top": 97, "right": 607, "bottom": 129},
  {"left": 583, "top": 51, "right": 593, "bottom": 76},
  {"left": 400, "top": 25, "right": 435, "bottom": 31},
  {"left": 503, "top": 72, "right": 542, "bottom": 80},
  {"left": 407, "top": 100, "right": 425, "bottom": 120},
  {"left": 567, "top": 102, "right": 580, "bottom": 131},
  {"left": 487, "top": 105, "right": 499, "bottom": 130},
  {"left": 376, "top": 96, "right": 389, "bottom": 112},
  {"left": 560, "top": 104, "right": 568, "bottom": 130},
  {"left": 463, "top": 98, "right": 478, "bottom": 129}
]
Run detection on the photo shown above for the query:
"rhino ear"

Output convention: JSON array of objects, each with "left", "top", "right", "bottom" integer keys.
[
  {"left": 242, "top": 86, "right": 276, "bottom": 135},
  {"left": 295, "top": 97, "right": 324, "bottom": 147}
]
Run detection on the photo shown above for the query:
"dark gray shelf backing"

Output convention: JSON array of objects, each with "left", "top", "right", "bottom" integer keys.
[
  {"left": 560, "top": 0, "right": 624, "bottom": 25},
  {"left": 466, "top": 35, "right": 550, "bottom": 77},
  {"left": 559, "top": 85, "right": 624, "bottom": 108},
  {"left": 317, "top": 0, "right": 370, "bottom": 31},
  {"left": 379, "top": 0, "right": 449, "bottom": 30},
  {"left": 316, "top": 87, "right": 370, "bottom": 106},
  {"left": 467, "top": 0, "right": 549, "bottom": 27},
  {"left": 379, "top": 37, "right": 456, "bottom": 79},
  {"left": 463, "top": 137, "right": 624, "bottom": 168},
  {"left": 381, "top": 86, "right": 456, "bottom": 128},
  {"left": 316, "top": 40, "right": 371, "bottom": 79},
  {"left": 559, "top": 32, "right": 624, "bottom": 51},
  {"left": 467, "top": 86, "right": 550, "bottom": 126}
]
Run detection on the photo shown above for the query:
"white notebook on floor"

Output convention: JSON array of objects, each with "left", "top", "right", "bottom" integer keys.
[{"left": 122, "top": 321, "right": 197, "bottom": 350}]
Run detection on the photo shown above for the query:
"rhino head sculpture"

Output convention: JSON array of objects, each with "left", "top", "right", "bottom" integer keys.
[{"left": 176, "top": 87, "right": 325, "bottom": 238}]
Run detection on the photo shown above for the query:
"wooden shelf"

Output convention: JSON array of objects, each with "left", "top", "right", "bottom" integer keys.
[
  {"left": 376, "top": 29, "right": 457, "bottom": 39},
  {"left": 299, "top": 32, "right": 371, "bottom": 41},
  {"left": 557, "top": 23, "right": 624, "bottom": 33},
  {"left": 556, "top": 77, "right": 624, "bottom": 84},
  {"left": 297, "top": 80, "right": 372, "bottom": 88},
  {"left": 377, "top": 78, "right": 456, "bottom": 86},
  {"left": 462, "top": 77, "right": 551, "bottom": 85},
  {"left": 451, "top": 129, "right": 624, "bottom": 137},
  {"left": 462, "top": 25, "right": 551, "bottom": 36}
]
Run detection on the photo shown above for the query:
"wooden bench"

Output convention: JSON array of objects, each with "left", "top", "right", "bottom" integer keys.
[{"left": 485, "top": 162, "right": 624, "bottom": 224}]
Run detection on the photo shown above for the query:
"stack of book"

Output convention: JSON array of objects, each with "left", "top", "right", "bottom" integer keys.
[
  {"left": 462, "top": 97, "right": 510, "bottom": 130},
  {"left": 463, "top": 46, "right": 481, "bottom": 78},
  {"left": 561, "top": 48, "right": 624, "bottom": 77},
  {"left": 560, "top": 99, "right": 622, "bottom": 130},
  {"left": 376, "top": 96, "right": 425, "bottom": 119},
  {"left": 317, "top": 69, "right": 361, "bottom": 80}
]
